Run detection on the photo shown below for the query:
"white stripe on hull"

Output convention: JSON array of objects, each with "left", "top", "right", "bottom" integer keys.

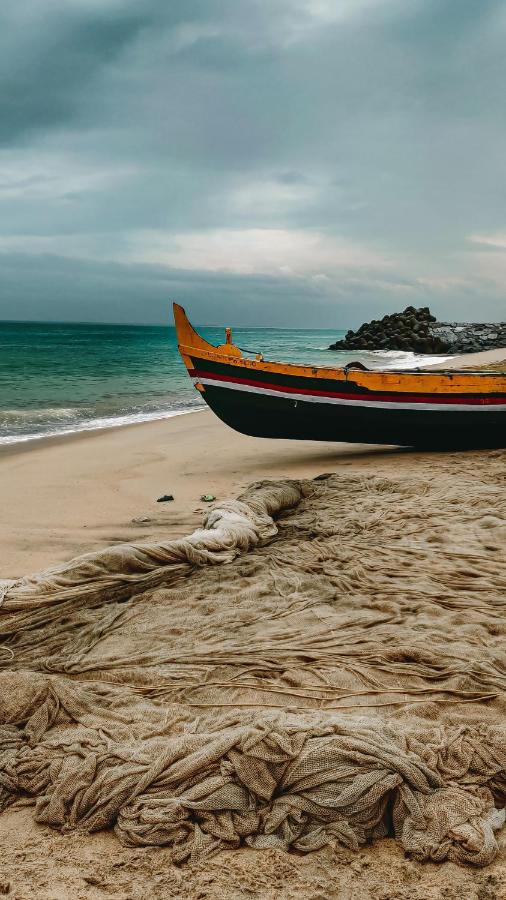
[{"left": 195, "top": 377, "right": 506, "bottom": 413}]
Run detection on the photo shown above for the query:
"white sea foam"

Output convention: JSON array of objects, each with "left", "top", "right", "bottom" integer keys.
[
  {"left": 310, "top": 350, "right": 452, "bottom": 369},
  {"left": 368, "top": 352, "right": 452, "bottom": 369},
  {"left": 0, "top": 408, "right": 82, "bottom": 421},
  {"left": 0, "top": 404, "right": 205, "bottom": 446}
]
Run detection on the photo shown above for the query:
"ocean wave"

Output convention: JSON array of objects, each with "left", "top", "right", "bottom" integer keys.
[
  {"left": 0, "top": 403, "right": 205, "bottom": 446},
  {"left": 0, "top": 407, "right": 84, "bottom": 421}
]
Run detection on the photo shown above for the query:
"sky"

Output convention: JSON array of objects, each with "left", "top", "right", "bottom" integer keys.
[{"left": 1, "top": 0, "right": 506, "bottom": 327}]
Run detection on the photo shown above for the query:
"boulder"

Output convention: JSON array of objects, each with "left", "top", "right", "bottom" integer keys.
[
  {"left": 328, "top": 306, "right": 450, "bottom": 353},
  {"left": 328, "top": 307, "right": 506, "bottom": 354}
]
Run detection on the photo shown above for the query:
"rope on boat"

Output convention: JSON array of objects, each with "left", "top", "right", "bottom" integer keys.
[{"left": 236, "top": 345, "right": 264, "bottom": 359}]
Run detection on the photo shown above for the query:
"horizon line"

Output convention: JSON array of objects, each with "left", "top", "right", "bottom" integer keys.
[{"left": 0, "top": 318, "right": 344, "bottom": 330}]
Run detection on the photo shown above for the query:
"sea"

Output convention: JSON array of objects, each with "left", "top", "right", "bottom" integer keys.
[{"left": 0, "top": 321, "right": 450, "bottom": 446}]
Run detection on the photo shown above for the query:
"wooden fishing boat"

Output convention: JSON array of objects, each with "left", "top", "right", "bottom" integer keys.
[{"left": 174, "top": 304, "right": 506, "bottom": 448}]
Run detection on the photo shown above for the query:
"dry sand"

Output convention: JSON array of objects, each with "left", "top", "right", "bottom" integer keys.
[
  {"left": 426, "top": 346, "right": 506, "bottom": 369},
  {"left": 0, "top": 808, "right": 503, "bottom": 900},
  {"left": 0, "top": 409, "right": 397, "bottom": 579},
  {"left": 1, "top": 347, "right": 506, "bottom": 899}
]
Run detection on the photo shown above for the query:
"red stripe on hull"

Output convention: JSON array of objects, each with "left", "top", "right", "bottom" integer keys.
[{"left": 189, "top": 369, "right": 506, "bottom": 406}]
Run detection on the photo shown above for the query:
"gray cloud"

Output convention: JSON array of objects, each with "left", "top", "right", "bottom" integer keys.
[
  {"left": 0, "top": 3, "right": 153, "bottom": 143},
  {"left": 1, "top": 249, "right": 502, "bottom": 327},
  {"left": 1, "top": 0, "right": 505, "bottom": 324}
]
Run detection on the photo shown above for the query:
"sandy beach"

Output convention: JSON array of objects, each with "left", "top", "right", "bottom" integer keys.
[
  {"left": 0, "top": 409, "right": 396, "bottom": 578},
  {"left": 1, "top": 349, "right": 506, "bottom": 899}
]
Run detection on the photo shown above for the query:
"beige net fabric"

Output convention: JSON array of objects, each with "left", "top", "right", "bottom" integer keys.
[{"left": 0, "top": 454, "right": 506, "bottom": 867}]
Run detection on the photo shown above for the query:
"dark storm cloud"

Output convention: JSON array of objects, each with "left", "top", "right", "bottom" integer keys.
[
  {"left": 0, "top": 3, "right": 155, "bottom": 143},
  {"left": 1, "top": 0, "right": 506, "bottom": 324}
]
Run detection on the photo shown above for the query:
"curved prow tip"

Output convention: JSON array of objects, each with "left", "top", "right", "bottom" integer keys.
[
  {"left": 172, "top": 302, "right": 215, "bottom": 353},
  {"left": 172, "top": 302, "right": 190, "bottom": 333},
  {"left": 173, "top": 302, "right": 244, "bottom": 360}
]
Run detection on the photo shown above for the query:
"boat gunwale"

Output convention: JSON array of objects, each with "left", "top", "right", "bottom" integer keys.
[
  {"left": 178, "top": 341, "right": 506, "bottom": 377},
  {"left": 173, "top": 305, "right": 506, "bottom": 392},
  {"left": 178, "top": 340, "right": 506, "bottom": 385}
]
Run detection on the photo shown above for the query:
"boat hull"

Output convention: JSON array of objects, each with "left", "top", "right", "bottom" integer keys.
[
  {"left": 190, "top": 365, "right": 506, "bottom": 449},
  {"left": 173, "top": 304, "right": 506, "bottom": 449}
]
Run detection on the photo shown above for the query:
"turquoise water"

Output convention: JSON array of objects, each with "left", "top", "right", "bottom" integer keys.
[{"left": 0, "top": 322, "right": 448, "bottom": 445}]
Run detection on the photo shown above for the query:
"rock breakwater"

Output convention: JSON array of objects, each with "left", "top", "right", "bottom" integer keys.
[{"left": 329, "top": 306, "right": 506, "bottom": 354}]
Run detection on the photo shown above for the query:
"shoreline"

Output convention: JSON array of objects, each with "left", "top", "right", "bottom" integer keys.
[
  {"left": 2, "top": 344, "right": 505, "bottom": 456},
  {"left": 0, "top": 405, "right": 206, "bottom": 459}
]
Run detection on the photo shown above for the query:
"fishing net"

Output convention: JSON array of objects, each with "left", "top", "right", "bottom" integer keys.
[{"left": 1, "top": 452, "right": 506, "bottom": 867}]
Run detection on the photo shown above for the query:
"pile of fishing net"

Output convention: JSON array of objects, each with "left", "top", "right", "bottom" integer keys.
[{"left": 1, "top": 451, "right": 506, "bottom": 867}]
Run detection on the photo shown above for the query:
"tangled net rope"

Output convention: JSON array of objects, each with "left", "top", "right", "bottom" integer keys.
[{"left": 0, "top": 457, "right": 505, "bottom": 867}]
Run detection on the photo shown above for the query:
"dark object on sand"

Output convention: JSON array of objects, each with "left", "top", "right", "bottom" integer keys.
[
  {"left": 174, "top": 303, "right": 506, "bottom": 449},
  {"left": 157, "top": 494, "right": 174, "bottom": 502}
]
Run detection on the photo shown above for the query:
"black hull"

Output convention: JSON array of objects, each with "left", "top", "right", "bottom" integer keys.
[{"left": 202, "top": 384, "right": 506, "bottom": 449}]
